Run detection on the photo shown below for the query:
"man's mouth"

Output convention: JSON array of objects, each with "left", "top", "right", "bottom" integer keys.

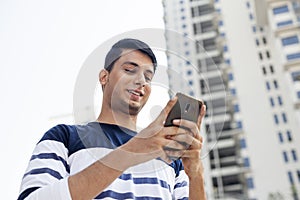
[{"left": 127, "top": 89, "right": 144, "bottom": 97}]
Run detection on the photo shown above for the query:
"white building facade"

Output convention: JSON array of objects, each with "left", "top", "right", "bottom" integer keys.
[{"left": 163, "top": 0, "right": 300, "bottom": 199}]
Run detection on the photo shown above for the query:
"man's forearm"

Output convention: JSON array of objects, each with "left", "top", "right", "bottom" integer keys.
[
  {"left": 189, "top": 173, "right": 206, "bottom": 200},
  {"left": 68, "top": 147, "right": 137, "bottom": 200}
]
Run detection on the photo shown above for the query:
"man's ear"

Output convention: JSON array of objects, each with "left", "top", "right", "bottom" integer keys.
[{"left": 99, "top": 69, "right": 109, "bottom": 87}]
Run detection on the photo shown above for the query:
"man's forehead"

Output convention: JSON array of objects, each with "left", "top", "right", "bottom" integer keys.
[{"left": 119, "top": 49, "right": 155, "bottom": 68}]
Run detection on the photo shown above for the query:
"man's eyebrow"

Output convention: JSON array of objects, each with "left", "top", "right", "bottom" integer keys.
[{"left": 123, "top": 61, "right": 154, "bottom": 75}]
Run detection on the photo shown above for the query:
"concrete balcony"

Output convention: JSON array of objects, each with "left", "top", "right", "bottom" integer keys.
[
  {"left": 275, "top": 23, "right": 300, "bottom": 37},
  {"left": 284, "top": 58, "right": 300, "bottom": 71},
  {"left": 211, "top": 166, "right": 242, "bottom": 177}
]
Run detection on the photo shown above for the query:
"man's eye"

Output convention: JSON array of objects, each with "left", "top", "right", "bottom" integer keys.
[
  {"left": 125, "top": 68, "right": 135, "bottom": 72},
  {"left": 145, "top": 76, "right": 152, "bottom": 82}
]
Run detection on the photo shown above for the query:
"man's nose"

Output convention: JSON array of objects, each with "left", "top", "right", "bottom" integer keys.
[{"left": 135, "top": 73, "right": 147, "bottom": 87}]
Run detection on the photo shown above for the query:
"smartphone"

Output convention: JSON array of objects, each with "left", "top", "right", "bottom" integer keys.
[{"left": 164, "top": 93, "right": 203, "bottom": 127}]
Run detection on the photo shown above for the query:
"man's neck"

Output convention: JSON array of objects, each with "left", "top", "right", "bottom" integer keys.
[{"left": 97, "top": 107, "right": 137, "bottom": 131}]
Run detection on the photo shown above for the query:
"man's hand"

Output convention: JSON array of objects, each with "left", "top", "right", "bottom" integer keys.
[{"left": 120, "top": 96, "right": 194, "bottom": 166}]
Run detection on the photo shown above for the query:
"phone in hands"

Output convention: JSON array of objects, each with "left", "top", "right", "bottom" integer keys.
[{"left": 164, "top": 93, "right": 203, "bottom": 127}]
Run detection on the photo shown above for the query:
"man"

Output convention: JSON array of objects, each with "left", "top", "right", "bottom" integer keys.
[{"left": 18, "top": 38, "right": 206, "bottom": 199}]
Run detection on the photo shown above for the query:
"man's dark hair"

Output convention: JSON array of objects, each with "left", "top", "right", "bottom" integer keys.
[{"left": 104, "top": 38, "right": 157, "bottom": 72}]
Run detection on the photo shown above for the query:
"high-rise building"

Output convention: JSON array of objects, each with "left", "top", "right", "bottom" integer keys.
[{"left": 163, "top": 0, "right": 300, "bottom": 199}]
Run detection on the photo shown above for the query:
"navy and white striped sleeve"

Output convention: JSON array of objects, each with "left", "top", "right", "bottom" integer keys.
[
  {"left": 172, "top": 160, "right": 189, "bottom": 200},
  {"left": 18, "top": 124, "right": 75, "bottom": 200}
]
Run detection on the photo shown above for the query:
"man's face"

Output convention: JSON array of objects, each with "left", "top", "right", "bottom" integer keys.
[{"left": 102, "top": 49, "right": 154, "bottom": 116}]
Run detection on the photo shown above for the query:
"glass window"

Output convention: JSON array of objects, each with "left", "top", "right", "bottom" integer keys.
[
  {"left": 259, "top": 52, "right": 263, "bottom": 60},
  {"left": 244, "top": 157, "right": 250, "bottom": 167},
  {"left": 274, "top": 114, "right": 279, "bottom": 124},
  {"left": 187, "top": 70, "right": 192, "bottom": 75},
  {"left": 262, "top": 67, "right": 266, "bottom": 75},
  {"left": 291, "top": 71, "right": 300, "bottom": 81},
  {"left": 266, "top": 81, "right": 271, "bottom": 91},
  {"left": 240, "top": 138, "right": 247, "bottom": 148},
  {"left": 288, "top": 171, "right": 294, "bottom": 184},
  {"left": 283, "top": 151, "right": 289, "bottom": 163},
  {"left": 278, "top": 96, "right": 283, "bottom": 105},
  {"left": 237, "top": 121, "right": 243, "bottom": 129},
  {"left": 286, "top": 130, "right": 293, "bottom": 142},
  {"left": 252, "top": 26, "right": 257, "bottom": 33},
  {"left": 219, "top": 20, "right": 223, "bottom": 26},
  {"left": 246, "top": 2, "right": 250, "bottom": 8},
  {"left": 297, "top": 91, "right": 300, "bottom": 99},
  {"left": 297, "top": 170, "right": 300, "bottom": 183},
  {"left": 266, "top": 51, "right": 271, "bottom": 59},
  {"left": 256, "top": 39, "right": 260, "bottom": 46},
  {"left": 225, "top": 59, "right": 231, "bottom": 65},
  {"left": 292, "top": 150, "right": 298, "bottom": 161},
  {"left": 262, "top": 37, "right": 267, "bottom": 44},
  {"left": 270, "top": 65, "right": 274, "bottom": 73},
  {"left": 270, "top": 97, "right": 275, "bottom": 107},
  {"left": 282, "top": 113, "right": 288, "bottom": 123},
  {"left": 273, "top": 80, "right": 279, "bottom": 89},
  {"left": 223, "top": 45, "right": 228, "bottom": 52},
  {"left": 230, "top": 88, "right": 236, "bottom": 95},
  {"left": 247, "top": 178, "right": 254, "bottom": 189},
  {"left": 249, "top": 13, "right": 253, "bottom": 20},
  {"left": 278, "top": 132, "right": 284, "bottom": 143},
  {"left": 234, "top": 104, "right": 240, "bottom": 112},
  {"left": 189, "top": 80, "right": 193, "bottom": 85},
  {"left": 228, "top": 73, "right": 234, "bottom": 81},
  {"left": 277, "top": 20, "right": 293, "bottom": 27},
  {"left": 273, "top": 5, "right": 289, "bottom": 15},
  {"left": 286, "top": 52, "right": 300, "bottom": 60},
  {"left": 282, "top": 36, "right": 299, "bottom": 46}
]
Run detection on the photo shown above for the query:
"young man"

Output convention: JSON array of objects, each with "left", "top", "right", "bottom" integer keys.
[{"left": 18, "top": 38, "right": 207, "bottom": 200}]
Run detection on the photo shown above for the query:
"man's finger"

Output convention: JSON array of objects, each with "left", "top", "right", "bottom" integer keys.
[
  {"left": 197, "top": 104, "right": 206, "bottom": 128},
  {"left": 157, "top": 96, "right": 178, "bottom": 123}
]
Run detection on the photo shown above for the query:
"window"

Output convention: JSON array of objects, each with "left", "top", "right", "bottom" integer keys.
[
  {"left": 228, "top": 73, "right": 234, "bottom": 81},
  {"left": 266, "top": 51, "right": 271, "bottom": 59},
  {"left": 219, "top": 20, "right": 223, "bottom": 26},
  {"left": 230, "top": 88, "right": 236, "bottom": 95},
  {"left": 287, "top": 52, "right": 300, "bottom": 61},
  {"left": 283, "top": 151, "right": 289, "bottom": 162},
  {"left": 259, "top": 52, "right": 263, "bottom": 60},
  {"left": 262, "top": 67, "right": 266, "bottom": 75},
  {"left": 297, "top": 170, "right": 300, "bottom": 183},
  {"left": 278, "top": 132, "right": 284, "bottom": 143},
  {"left": 270, "top": 97, "right": 275, "bottom": 107},
  {"left": 252, "top": 26, "right": 257, "bottom": 33},
  {"left": 277, "top": 20, "right": 293, "bottom": 27},
  {"left": 187, "top": 70, "right": 192, "bottom": 75},
  {"left": 274, "top": 114, "right": 279, "bottom": 124},
  {"left": 286, "top": 130, "right": 292, "bottom": 142},
  {"left": 282, "top": 36, "right": 299, "bottom": 46},
  {"left": 234, "top": 104, "right": 240, "bottom": 112},
  {"left": 298, "top": 91, "right": 300, "bottom": 99},
  {"left": 270, "top": 65, "right": 274, "bottom": 73},
  {"left": 185, "top": 51, "right": 190, "bottom": 55},
  {"left": 246, "top": 2, "right": 250, "bottom": 8},
  {"left": 262, "top": 37, "right": 267, "bottom": 44},
  {"left": 188, "top": 80, "right": 193, "bottom": 86},
  {"left": 225, "top": 59, "right": 231, "bottom": 65},
  {"left": 181, "top": 16, "right": 186, "bottom": 20},
  {"left": 240, "top": 138, "right": 247, "bottom": 148},
  {"left": 288, "top": 171, "right": 294, "bottom": 184},
  {"left": 278, "top": 96, "right": 283, "bottom": 105},
  {"left": 256, "top": 39, "right": 260, "bottom": 46},
  {"left": 182, "top": 24, "right": 187, "bottom": 29},
  {"left": 291, "top": 71, "right": 300, "bottom": 81},
  {"left": 266, "top": 81, "right": 271, "bottom": 90},
  {"left": 273, "top": 80, "right": 279, "bottom": 89},
  {"left": 244, "top": 157, "right": 250, "bottom": 167},
  {"left": 223, "top": 45, "right": 228, "bottom": 52},
  {"left": 249, "top": 13, "right": 253, "bottom": 20},
  {"left": 282, "top": 113, "right": 288, "bottom": 123},
  {"left": 273, "top": 5, "right": 289, "bottom": 15},
  {"left": 247, "top": 178, "right": 254, "bottom": 189},
  {"left": 189, "top": 91, "right": 194, "bottom": 96},
  {"left": 292, "top": 150, "right": 298, "bottom": 161},
  {"left": 237, "top": 121, "right": 243, "bottom": 129}
]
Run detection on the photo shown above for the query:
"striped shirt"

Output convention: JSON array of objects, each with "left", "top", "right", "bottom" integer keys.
[{"left": 18, "top": 122, "right": 189, "bottom": 199}]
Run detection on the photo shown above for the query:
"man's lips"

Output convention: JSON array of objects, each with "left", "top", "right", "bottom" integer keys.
[{"left": 127, "top": 89, "right": 144, "bottom": 97}]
